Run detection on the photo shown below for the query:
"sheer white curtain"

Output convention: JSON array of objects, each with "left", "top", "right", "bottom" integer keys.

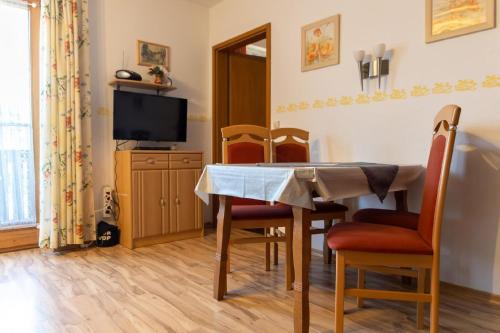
[{"left": 0, "top": 1, "right": 36, "bottom": 228}]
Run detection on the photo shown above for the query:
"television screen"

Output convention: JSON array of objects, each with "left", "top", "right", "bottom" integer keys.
[{"left": 113, "top": 91, "right": 187, "bottom": 142}]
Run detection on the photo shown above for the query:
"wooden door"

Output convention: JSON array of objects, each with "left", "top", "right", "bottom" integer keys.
[
  {"left": 132, "top": 170, "right": 163, "bottom": 238},
  {"left": 168, "top": 169, "right": 202, "bottom": 233},
  {"left": 214, "top": 51, "right": 230, "bottom": 164},
  {"left": 228, "top": 53, "right": 266, "bottom": 126}
]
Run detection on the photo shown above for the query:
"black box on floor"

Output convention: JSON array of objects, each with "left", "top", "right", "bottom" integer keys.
[{"left": 97, "top": 221, "right": 120, "bottom": 247}]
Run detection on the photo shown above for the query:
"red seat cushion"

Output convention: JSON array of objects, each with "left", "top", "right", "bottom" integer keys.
[
  {"left": 327, "top": 222, "right": 433, "bottom": 255},
  {"left": 314, "top": 201, "right": 348, "bottom": 213},
  {"left": 232, "top": 204, "right": 293, "bottom": 220},
  {"left": 352, "top": 209, "right": 419, "bottom": 230},
  {"left": 232, "top": 197, "right": 265, "bottom": 206},
  {"left": 275, "top": 201, "right": 348, "bottom": 214}
]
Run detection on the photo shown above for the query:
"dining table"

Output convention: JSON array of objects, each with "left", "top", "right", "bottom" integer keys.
[{"left": 195, "top": 162, "right": 424, "bottom": 332}]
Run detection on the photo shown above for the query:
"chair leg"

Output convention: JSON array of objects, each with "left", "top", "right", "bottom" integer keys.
[
  {"left": 285, "top": 222, "right": 294, "bottom": 290},
  {"left": 274, "top": 243, "right": 279, "bottom": 265},
  {"left": 426, "top": 268, "right": 431, "bottom": 293},
  {"left": 335, "top": 251, "right": 345, "bottom": 333},
  {"left": 323, "top": 219, "right": 333, "bottom": 264},
  {"left": 226, "top": 245, "right": 231, "bottom": 274},
  {"left": 357, "top": 268, "right": 365, "bottom": 308},
  {"left": 417, "top": 268, "right": 426, "bottom": 329},
  {"left": 265, "top": 228, "right": 271, "bottom": 271},
  {"left": 430, "top": 263, "right": 440, "bottom": 333},
  {"left": 273, "top": 227, "right": 279, "bottom": 266}
]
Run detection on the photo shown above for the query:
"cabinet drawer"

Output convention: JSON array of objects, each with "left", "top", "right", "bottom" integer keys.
[
  {"left": 169, "top": 154, "right": 202, "bottom": 169},
  {"left": 132, "top": 154, "right": 169, "bottom": 170}
]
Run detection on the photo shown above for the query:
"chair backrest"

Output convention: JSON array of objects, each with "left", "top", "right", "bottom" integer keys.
[
  {"left": 221, "top": 124, "right": 270, "bottom": 205},
  {"left": 270, "top": 128, "right": 310, "bottom": 163},
  {"left": 417, "top": 105, "right": 461, "bottom": 252},
  {"left": 221, "top": 124, "right": 270, "bottom": 163}
]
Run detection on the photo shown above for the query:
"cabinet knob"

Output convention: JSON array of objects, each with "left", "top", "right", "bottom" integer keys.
[
  {"left": 146, "top": 158, "right": 155, "bottom": 164},
  {"left": 160, "top": 198, "right": 166, "bottom": 207},
  {"left": 183, "top": 158, "right": 189, "bottom": 163},
  {"left": 175, "top": 197, "right": 180, "bottom": 205}
]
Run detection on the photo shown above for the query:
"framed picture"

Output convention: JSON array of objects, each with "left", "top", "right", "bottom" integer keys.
[
  {"left": 301, "top": 15, "right": 340, "bottom": 72},
  {"left": 137, "top": 40, "right": 170, "bottom": 69},
  {"left": 426, "top": 0, "right": 496, "bottom": 43}
]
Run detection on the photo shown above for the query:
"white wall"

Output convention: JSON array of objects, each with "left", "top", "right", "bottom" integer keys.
[
  {"left": 209, "top": 0, "right": 500, "bottom": 294},
  {"left": 88, "top": 0, "right": 211, "bottom": 221}
]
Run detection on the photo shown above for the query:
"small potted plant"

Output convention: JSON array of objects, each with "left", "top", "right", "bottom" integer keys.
[{"left": 148, "top": 66, "right": 165, "bottom": 84}]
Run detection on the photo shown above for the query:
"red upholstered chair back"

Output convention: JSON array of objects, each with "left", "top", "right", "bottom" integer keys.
[
  {"left": 417, "top": 105, "right": 461, "bottom": 250},
  {"left": 221, "top": 125, "right": 270, "bottom": 205},
  {"left": 271, "top": 128, "right": 310, "bottom": 163}
]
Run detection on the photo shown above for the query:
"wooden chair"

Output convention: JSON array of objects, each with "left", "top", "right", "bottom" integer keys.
[
  {"left": 327, "top": 105, "right": 461, "bottom": 333},
  {"left": 221, "top": 124, "right": 294, "bottom": 290},
  {"left": 270, "top": 127, "right": 348, "bottom": 264}
]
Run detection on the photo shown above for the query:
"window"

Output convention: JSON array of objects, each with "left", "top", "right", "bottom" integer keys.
[{"left": 0, "top": 0, "right": 38, "bottom": 229}]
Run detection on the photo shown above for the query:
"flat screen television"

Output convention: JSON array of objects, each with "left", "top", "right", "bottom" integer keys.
[{"left": 113, "top": 90, "right": 187, "bottom": 142}]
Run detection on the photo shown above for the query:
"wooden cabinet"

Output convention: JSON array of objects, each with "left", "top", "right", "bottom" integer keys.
[{"left": 116, "top": 150, "right": 203, "bottom": 249}]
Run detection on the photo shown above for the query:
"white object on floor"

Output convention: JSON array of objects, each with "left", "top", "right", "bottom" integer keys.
[{"left": 102, "top": 186, "right": 113, "bottom": 218}]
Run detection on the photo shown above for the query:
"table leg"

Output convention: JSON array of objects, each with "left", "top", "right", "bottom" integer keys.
[
  {"left": 394, "top": 190, "right": 413, "bottom": 284},
  {"left": 214, "top": 195, "right": 232, "bottom": 300},
  {"left": 292, "top": 206, "right": 312, "bottom": 333},
  {"left": 394, "top": 190, "right": 408, "bottom": 211}
]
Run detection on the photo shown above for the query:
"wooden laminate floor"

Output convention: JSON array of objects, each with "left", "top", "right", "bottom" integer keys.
[{"left": 0, "top": 229, "right": 499, "bottom": 333}]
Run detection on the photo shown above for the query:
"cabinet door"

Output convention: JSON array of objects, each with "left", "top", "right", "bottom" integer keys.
[
  {"left": 168, "top": 169, "right": 203, "bottom": 233},
  {"left": 132, "top": 170, "right": 163, "bottom": 238},
  {"left": 161, "top": 170, "right": 170, "bottom": 235}
]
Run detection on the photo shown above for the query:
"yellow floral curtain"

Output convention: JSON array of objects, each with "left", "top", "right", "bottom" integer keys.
[{"left": 39, "top": 0, "right": 95, "bottom": 248}]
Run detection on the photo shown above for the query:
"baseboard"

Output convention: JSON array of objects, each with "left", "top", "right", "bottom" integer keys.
[
  {"left": 133, "top": 228, "right": 204, "bottom": 248},
  {"left": 441, "top": 281, "right": 500, "bottom": 303},
  {"left": 0, "top": 227, "right": 38, "bottom": 253},
  {"left": 53, "top": 241, "right": 96, "bottom": 253},
  {"left": 0, "top": 243, "right": 38, "bottom": 254},
  {"left": 311, "top": 248, "right": 324, "bottom": 257}
]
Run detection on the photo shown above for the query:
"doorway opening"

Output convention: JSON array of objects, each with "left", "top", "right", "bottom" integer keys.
[
  {"left": 211, "top": 23, "right": 271, "bottom": 224},
  {"left": 211, "top": 23, "right": 271, "bottom": 164}
]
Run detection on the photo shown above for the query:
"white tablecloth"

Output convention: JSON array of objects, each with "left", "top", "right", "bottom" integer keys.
[{"left": 195, "top": 163, "right": 424, "bottom": 209}]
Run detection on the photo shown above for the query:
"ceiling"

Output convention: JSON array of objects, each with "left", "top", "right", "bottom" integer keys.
[{"left": 186, "top": 0, "right": 223, "bottom": 8}]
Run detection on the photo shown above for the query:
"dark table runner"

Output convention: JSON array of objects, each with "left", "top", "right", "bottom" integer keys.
[{"left": 359, "top": 164, "right": 399, "bottom": 202}]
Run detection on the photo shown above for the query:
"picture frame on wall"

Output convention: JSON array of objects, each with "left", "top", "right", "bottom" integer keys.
[
  {"left": 426, "top": 0, "right": 496, "bottom": 43},
  {"left": 301, "top": 14, "right": 340, "bottom": 72},
  {"left": 137, "top": 40, "right": 170, "bottom": 69}
]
